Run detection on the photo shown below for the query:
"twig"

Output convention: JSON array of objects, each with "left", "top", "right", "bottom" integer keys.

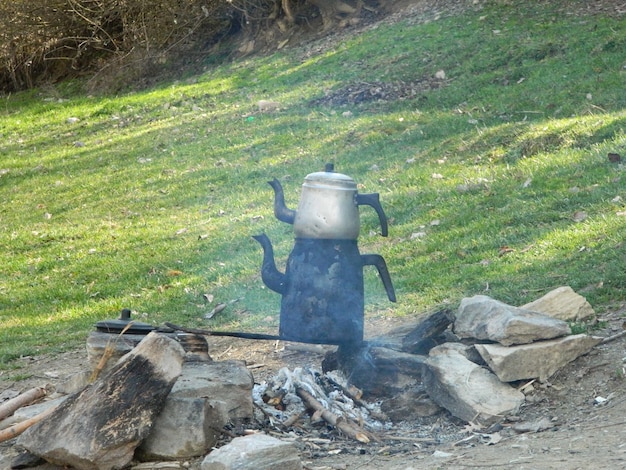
[
  {"left": 587, "top": 419, "right": 626, "bottom": 430},
  {"left": 0, "top": 404, "right": 58, "bottom": 443},
  {"left": 380, "top": 435, "right": 438, "bottom": 444},
  {"left": 295, "top": 385, "right": 373, "bottom": 443},
  {"left": 324, "top": 375, "right": 388, "bottom": 422},
  {"left": 601, "top": 330, "right": 626, "bottom": 344},
  {"left": 0, "top": 386, "right": 49, "bottom": 421},
  {"left": 89, "top": 321, "right": 134, "bottom": 382}
]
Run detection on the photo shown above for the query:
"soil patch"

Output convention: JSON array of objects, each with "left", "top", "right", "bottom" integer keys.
[{"left": 2, "top": 308, "right": 626, "bottom": 469}]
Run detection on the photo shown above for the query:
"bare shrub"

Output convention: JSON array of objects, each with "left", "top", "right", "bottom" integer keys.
[
  {"left": 0, "top": 0, "right": 378, "bottom": 93},
  {"left": 0, "top": 0, "right": 245, "bottom": 92}
]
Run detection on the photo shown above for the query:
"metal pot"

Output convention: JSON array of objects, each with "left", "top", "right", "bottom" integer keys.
[{"left": 269, "top": 164, "right": 388, "bottom": 239}]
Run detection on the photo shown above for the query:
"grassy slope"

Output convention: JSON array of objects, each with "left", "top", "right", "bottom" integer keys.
[{"left": 1, "top": 1, "right": 625, "bottom": 372}]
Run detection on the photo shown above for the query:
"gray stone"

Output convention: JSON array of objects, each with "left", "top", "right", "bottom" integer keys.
[
  {"left": 423, "top": 344, "right": 524, "bottom": 425},
  {"left": 521, "top": 286, "right": 595, "bottom": 322},
  {"left": 201, "top": 433, "right": 302, "bottom": 470},
  {"left": 13, "top": 396, "right": 68, "bottom": 421},
  {"left": 86, "top": 331, "right": 146, "bottom": 373},
  {"left": 381, "top": 390, "right": 441, "bottom": 420},
  {"left": 56, "top": 370, "right": 91, "bottom": 395},
  {"left": 454, "top": 295, "right": 571, "bottom": 346},
  {"left": 17, "top": 332, "right": 185, "bottom": 470},
  {"left": 475, "top": 334, "right": 603, "bottom": 382},
  {"left": 138, "top": 360, "right": 253, "bottom": 460}
]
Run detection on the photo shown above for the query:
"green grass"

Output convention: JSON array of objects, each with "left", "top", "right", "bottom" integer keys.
[{"left": 1, "top": 1, "right": 625, "bottom": 371}]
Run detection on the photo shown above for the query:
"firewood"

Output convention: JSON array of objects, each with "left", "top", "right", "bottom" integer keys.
[
  {"left": 325, "top": 344, "right": 427, "bottom": 396},
  {"left": 0, "top": 386, "right": 49, "bottom": 421},
  {"left": 295, "top": 385, "right": 373, "bottom": 443},
  {"left": 16, "top": 332, "right": 185, "bottom": 469},
  {"left": 0, "top": 403, "right": 57, "bottom": 443},
  {"left": 400, "top": 308, "right": 454, "bottom": 354},
  {"left": 323, "top": 375, "right": 388, "bottom": 422}
]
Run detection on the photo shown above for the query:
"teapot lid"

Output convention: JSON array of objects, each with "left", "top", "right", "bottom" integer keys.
[{"left": 303, "top": 163, "right": 357, "bottom": 191}]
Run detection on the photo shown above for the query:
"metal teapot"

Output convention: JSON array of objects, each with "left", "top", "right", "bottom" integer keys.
[
  {"left": 253, "top": 234, "right": 396, "bottom": 345},
  {"left": 269, "top": 163, "right": 388, "bottom": 239}
]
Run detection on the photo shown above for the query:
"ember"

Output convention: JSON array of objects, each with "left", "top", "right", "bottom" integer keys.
[{"left": 253, "top": 367, "right": 389, "bottom": 441}]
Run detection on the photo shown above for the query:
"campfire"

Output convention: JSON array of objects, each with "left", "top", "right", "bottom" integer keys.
[{"left": 0, "top": 165, "right": 609, "bottom": 469}]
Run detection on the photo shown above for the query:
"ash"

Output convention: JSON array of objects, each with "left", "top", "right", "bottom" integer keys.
[{"left": 253, "top": 367, "right": 392, "bottom": 432}]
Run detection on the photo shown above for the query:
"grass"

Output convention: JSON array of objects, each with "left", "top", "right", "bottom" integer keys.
[{"left": 1, "top": 1, "right": 625, "bottom": 372}]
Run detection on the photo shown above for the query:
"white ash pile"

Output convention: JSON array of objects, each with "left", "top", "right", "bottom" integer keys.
[{"left": 253, "top": 367, "right": 391, "bottom": 438}]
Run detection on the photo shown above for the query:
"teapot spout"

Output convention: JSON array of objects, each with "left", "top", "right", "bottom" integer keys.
[
  {"left": 252, "top": 234, "right": 286, "bottom": 294},
  {"left": 268, "top": 178, "right": 296, "bottom": 224}
]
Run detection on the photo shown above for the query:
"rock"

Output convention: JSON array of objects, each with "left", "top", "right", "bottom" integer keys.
[
  {"left": 86, "top": 330, "right": 146, "bottom": 373},
  {"left": 138, "top": 360, "right": 253, "bottom": 460},
  {"left": 511, "top": 416, "right": 556, "bottom": 433},
  {"left": 13, "top": 396, "right": 67, "bottom": 421},
  {"left": 257, "top": 100, "right": 281, "bottom": 112},
  {"left": 423, "top": 344, "right": 524, "bottom": 425},
  {"left": 474, "top": 334, "right": 603, "bottom": 382},
  {"left": 201, "top": 433, "right": 302, "bottom": 470},
  {"left": 521, "top": 286, "right": 595, "bottom": 322},
  {"left": 454, "top": 295, "right": 571, "bottom": 346},
  {"left": 56, "top": 370, "right": 91, "bottom": 395},
  {"left": 381, "top": 390, "right": 441, "bottom": 420},
  {"left": 17, "top": 332, "right": 185, "bottom": 470},
  {"left": 325, "top": 345, "right": 425, "bottom": 396}
]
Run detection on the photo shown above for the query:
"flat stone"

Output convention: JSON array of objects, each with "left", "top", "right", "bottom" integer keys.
[
  {"left": 423, "top": 345, "right": 524, "bottom": 425},
  {"left": 475, "top": 334, "right": 603, "bottom": 382},
  {"left": 201, "top": 433, "right": 302, "bottom": 470},
  {"left": 454, "top": 295, "right": 571, "bottom": 346},
  {"left": 521, "top": 286, "right": 595, "bottom": 322},
  {"left": 13, "top": 396, "right": 68, "bottom": 421},
  {"left": 138, "top": 360, "right": 253, "bottom": 460}
]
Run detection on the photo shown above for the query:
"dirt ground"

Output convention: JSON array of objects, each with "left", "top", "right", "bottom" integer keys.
[
  {"left": 2, "top": 306, "right": 626, "bottom": 470},
  {"left": 2, "top": 1, "right": 626, "bottom": 469}
]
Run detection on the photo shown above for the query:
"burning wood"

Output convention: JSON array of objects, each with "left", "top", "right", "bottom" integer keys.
[
  {"left": 295, "top": 386, "right": 372, "bottom": 443},
  {"left": 253, "top": 367, "right": 385, "bottom": 443}
]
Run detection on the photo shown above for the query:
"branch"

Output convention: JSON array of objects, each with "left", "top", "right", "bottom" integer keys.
[
  {"left": 295, "top": 385, "right": 373, "bottom": 443},
  {"left": 0, "top": 386, "right": 49, "bottom": 422}
]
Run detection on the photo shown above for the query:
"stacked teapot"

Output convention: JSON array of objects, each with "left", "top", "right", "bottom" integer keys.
[{"left": 254, "top": 164, "right": 396, "bottom": 346}]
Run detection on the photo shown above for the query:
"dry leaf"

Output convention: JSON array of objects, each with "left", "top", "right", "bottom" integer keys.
[
  {"left": 498, "top": 246, "right": 515, "bottom": 256},
  {"left": 484, "top": 432, "right": 502, "bottom": 445},
  {"left": 167, "top": 269, "right": 183, "bottom": 276},
  {"left": 204, "top": 303, "right": 226, "bottom": 319},
  {"left": 572, "top": 210, "right": 587, "bottom": 222},
  {"left": 203, "top": 293, "right": 214, "bottom": 303}
]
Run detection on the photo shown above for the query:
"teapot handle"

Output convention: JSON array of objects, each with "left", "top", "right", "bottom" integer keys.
[
  {"left": 356, "top": 193, "right": 388, "bottom": 236},
  {"left": 361, "top": 254, "right": 396, "bottom": 302}
]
